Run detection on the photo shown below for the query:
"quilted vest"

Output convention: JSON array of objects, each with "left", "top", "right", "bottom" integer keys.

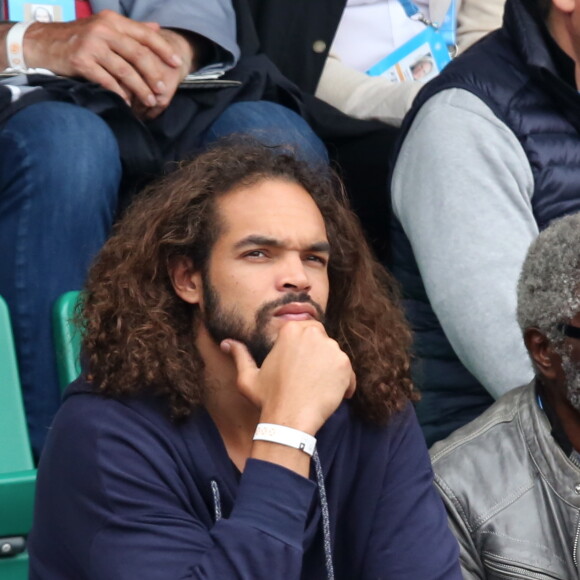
[{"left": 391, "top": 0, "right": 580, "bottom": 445}]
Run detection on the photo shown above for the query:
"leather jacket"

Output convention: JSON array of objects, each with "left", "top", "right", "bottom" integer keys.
[{"left": 430, "top": 383, "right": 580, "bottom": 579}]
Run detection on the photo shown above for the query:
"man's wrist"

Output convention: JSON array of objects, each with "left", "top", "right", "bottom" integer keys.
[
  {"left": 5, "top": 21, "right": 34, "bottom": 70},
  {"left": 259, "top": 408, "right": 322, "bottom": 437},
  {"left": 250, "top": 440, "right": 311, "bottom": 479},
  {"left": 254, "top": 423, "right": 317, "bottom": 456},
  {"left": 19, "top": 21, "right": 48, "bottom": 70}
]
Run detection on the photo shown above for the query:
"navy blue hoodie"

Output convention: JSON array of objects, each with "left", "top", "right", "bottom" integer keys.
[{"left": 29, "top": 379, "right": 461, "bottom": 579}]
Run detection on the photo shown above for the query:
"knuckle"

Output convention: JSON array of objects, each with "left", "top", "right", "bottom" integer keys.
[
  {"left": 69, "top": 52, "right": 91, "bottom": 73},
  {"left": 132, "top": 46, "right": 150, "bottom": 61},
  {"left": 280, "top": 320, "right": 300, "bottom": 337},
  {"left": 235, "top": 371, "right": 250, "bottom": 390},
  {"left": 98, "top": 9, "right": 117, "bottom": 21},
  {"left": 337, "top": 350, "right": 352, "bottom": 369},
  {"left": 86, "top": 21, "right": 109, "bottom": 37},
  {"left": 115, "top": 63, "right": 133, "bottom": 78},
  {"left": 304, "top": 323, "right": 324, "bottom": 337}
]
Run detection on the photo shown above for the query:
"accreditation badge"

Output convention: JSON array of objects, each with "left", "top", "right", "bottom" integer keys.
[
  {"left": 366, "top": 26, "right": 451, "bottom": 83},
  {"left": 6, "top": 0, "right": 76, "bottom": 22}
]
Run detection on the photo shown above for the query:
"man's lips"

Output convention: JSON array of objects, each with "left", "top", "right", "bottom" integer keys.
[{"left": 273, "top": 302, "right": 318, "bottom": 321}]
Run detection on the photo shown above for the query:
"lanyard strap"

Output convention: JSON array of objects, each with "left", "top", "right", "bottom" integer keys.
[
  {"left": 397, "top": 0, "right": 457, "bottom": 47},
  {"left": 397, "top": 0, "right": 433, "bottom": 26}
]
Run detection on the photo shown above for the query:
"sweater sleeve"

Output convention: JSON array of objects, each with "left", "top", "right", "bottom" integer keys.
[
  {"left": 109, "top": 0, "right": 239, "bottom": 66},
  {"left": 362, "top": 406, "right": 463, "bottom": 579},
  {"left": 315, "top": 55, "right": 422, "bottom": 127},
  {"left": 35, "top": 397, "right": 316, "bottom": 580},
  {"left": 313, "top": 0, "right": 504, "bottom": 125},
  {"left": 455, "top": 0, "right": 505, "bottom": 54},
  {"left": 392, "top": 88, "right": 536, "bottom": 398},
  {"left": 89, "top": 457, "right": 316, "bottom": 579}
]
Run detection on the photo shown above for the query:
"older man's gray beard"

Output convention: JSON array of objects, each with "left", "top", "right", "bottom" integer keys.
[{"left": 560, "top": 350, "right": 580, "bottom": 411}]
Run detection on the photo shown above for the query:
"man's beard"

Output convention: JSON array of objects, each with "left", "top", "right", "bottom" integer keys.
[
  {"left": 201, "top": 278, "right": 325, "bottom": 366},
  {"left": 560, "top": 348, "right": 580, "bottom": 411}
]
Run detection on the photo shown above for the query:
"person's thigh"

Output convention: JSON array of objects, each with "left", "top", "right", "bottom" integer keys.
[
  {"left": 0, "top": 101, "right": 122, "bottom": 456},
  {"left": 202, "top": 101, "right": 328, "bottom": 166}
]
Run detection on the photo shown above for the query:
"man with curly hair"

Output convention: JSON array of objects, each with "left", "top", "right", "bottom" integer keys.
[
  {"left": 0, "top": 0, "right": 330, "bottom": 460},
  {"left": 431, "top": 212, "right": 580, "bottom": 578},
  {"left": 29, "top": 140, "right": 461, "bottom": 579}
]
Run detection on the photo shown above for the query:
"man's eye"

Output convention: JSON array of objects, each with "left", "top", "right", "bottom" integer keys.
[
  {"left": 244, "top": 250, "right": 267, "bottom": 258},
  {"left": 306, "top": 255, "right": 327, "bottom": 265}
]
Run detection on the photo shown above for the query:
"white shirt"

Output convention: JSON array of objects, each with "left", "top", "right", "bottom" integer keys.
[{"left": 330, "top": 0, "right": 431, "bottom": 72}]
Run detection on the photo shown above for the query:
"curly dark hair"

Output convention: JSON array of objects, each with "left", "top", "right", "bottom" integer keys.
[{"left": 81, "top": 139, "right": 417, "bottom": 424}]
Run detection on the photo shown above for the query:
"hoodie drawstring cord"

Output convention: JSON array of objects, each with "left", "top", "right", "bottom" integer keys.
[
  {"left": 210, "top": 480, "right": 222, "bottom": 522},
  {"left": 210, "top": 453, "right": 335, "bottom": 580}
]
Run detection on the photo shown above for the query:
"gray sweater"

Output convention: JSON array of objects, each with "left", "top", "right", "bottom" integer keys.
[{"left": 392, "top": 88, "right": 535, "bottom": 399}]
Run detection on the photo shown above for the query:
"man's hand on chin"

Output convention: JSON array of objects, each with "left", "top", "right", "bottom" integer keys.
[{"left": 222, "top": 321, "right": 357, "bottom": 437}]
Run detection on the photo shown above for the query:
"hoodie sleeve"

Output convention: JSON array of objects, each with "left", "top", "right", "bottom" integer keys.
[
  {"left": 89, "top": 459, "right": 317, "bottom": 579},
  {"left": 361, "top": 405, "right": 463, "bottom": 579},
  {"left": 30, "top": 397, "right": 317, "bottom": 580}
]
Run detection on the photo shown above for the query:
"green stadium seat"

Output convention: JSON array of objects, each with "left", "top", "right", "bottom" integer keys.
[
  {"left": 52, "top": 291, "right": 82, "bottom": 393},
  {"left": 0, "top": 295, "right": 37, "bottom": 580}
]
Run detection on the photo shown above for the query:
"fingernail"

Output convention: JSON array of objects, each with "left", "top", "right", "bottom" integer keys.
[
  {"left": 156, "top": 80, "right": 166, "bottom": 93},
  {"left": 220, "top": 340, "right": 231, "bottom": 353},
  {"left": 171, "top": 54, "right": 183, "bottom": 66},
  {"left": 147, "top": 94, "right": 157, "bottom": 107}
]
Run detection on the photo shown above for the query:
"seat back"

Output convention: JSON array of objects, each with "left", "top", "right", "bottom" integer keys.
[
  {"left": 0, "top": 295, "right": 36, "bottom": 580},
  {"left": 0, "top": 296, "right": 33, "bottom": 472},
  {"left": 53, "top": 291, "right": 82, "bottom": 393}
]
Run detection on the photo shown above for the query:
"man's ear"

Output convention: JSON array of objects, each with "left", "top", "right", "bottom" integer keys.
[
  {"left": 524, "top": 327, "right": 560, "bottom": 380},
  {"left": 168, "top": 256, "right": 203, "bottom": 306}
]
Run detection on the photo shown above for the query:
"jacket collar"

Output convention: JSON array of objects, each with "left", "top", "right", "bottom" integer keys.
[
  {"left": 505, "top": 0, "right": 580, "bottom": 131},
  {"left": 504, "top": 0, "right": 561, "bottom": 77},
  {"left": 536, "top": 380, "right": 575, "bottom": 457},
  {"left": 519, "top": 380, "right": 580, "bottom": 506}
]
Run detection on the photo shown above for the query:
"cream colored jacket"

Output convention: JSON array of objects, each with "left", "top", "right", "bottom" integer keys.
[{"left": 315, "top": 0, "right": 505, "bottom": 125}]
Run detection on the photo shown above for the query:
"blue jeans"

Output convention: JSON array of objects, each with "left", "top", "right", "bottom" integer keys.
[
  {"left": 201, "top": 101, "right": 328, "bottom": 165},
  {"left": 0, "top": 99, "right": 326, "bottom": 457},
  {"left": 0, "top": 102, "right": 121, "bottom": 458}
]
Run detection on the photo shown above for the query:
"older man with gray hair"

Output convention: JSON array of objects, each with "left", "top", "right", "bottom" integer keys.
[{"left": 430, "top": 212, "right": 580, "bottom": 579}]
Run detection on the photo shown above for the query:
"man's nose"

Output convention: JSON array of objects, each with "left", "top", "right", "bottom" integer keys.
[{"left": 277, "top": 255, "right": 311, "bottom": 292}]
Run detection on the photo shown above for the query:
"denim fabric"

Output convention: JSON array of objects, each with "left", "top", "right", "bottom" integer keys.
[
  {"left": 0, "top": 99, "right": 325, "bottom": 458},
  {"left": 202, "top": 101, "right": 328, "bottom": 165},
  {"left": 0, "top": 102, "right": 122, "bottom": 457}
]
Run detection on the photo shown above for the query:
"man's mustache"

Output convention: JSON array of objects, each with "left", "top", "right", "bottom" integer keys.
[{"left": 256, "top": 292, "right": 325, "bottom": 324}]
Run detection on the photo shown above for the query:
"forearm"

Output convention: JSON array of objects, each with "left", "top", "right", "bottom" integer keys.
[
  {"left": 315, "top": 55, "right": 422, "bottom": 126},
  {"left": 48, "top": 402, "right": 318, "bottom": 579},
  {"left": 456, "top": 0, "right": 505, "bottom": 53},
  {"left": 1, "top": 20, "right": 73, "bottom": 71},
  {"left": 88, "top": 458, "right": 316, "bottom": 579}
]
